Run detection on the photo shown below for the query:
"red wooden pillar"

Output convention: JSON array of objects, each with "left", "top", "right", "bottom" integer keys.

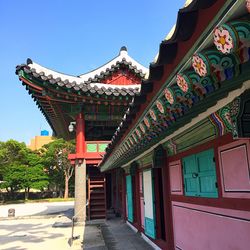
[
  {"left": 76, "top": 113, "right": 86, "bottom": 157},
  {"left": 122, "top": 171, "right": 127, "bottom": 220},
  {"left": 135, "top": 169, "right": 141, "bottom": 230},
  {"left": 162, "top": 158, "right": 175, "bottom": 249},
  {"left": 74, "top": 112, "right": 87, "bottom": 222}
]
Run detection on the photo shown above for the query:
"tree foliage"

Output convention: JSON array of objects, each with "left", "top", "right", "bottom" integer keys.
[
  {"left": 0, "top": 138, "right": 75, "bottom": 200},
  {"left": 0, "top": 140, "right": 48, "bottom": 199},
  {"left": 0, "top": 140, "right": 28, "bottom": 175},
  {"left": 41, "top": 139, "right": 75, "bottom": 198}
]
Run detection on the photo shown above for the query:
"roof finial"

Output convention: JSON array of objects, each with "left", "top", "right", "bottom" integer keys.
[
  {"left": 27, "top": 58, "right": 33, "bottom": 65},
  {"left": 119, "top": 46, "right": 128, "bottom": 55}
]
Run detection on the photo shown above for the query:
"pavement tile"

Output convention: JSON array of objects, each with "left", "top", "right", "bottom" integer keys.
[{"left": 100, "top": 218, "right": 154, "bottom": 250}]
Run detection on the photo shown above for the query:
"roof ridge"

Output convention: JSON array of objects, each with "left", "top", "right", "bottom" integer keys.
[{"left": 78, "top": 47, "right": 149, "bottom": 81}]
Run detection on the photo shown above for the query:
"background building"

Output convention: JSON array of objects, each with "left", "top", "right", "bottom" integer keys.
[{"left": 28, "top": 130, "right": 54, "bottom": 150}]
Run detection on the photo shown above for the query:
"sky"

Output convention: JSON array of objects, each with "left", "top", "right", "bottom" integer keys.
[{"left": 0, "top": 0, "right": 185, "bottom": 144}]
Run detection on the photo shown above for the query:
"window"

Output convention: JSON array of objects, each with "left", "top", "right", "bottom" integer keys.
[
  {"left": 182, "top": 149, "right": 218, "bottom": 198},
  {"left": 87, "top": 143, "right": 97, "bottom": 152}
]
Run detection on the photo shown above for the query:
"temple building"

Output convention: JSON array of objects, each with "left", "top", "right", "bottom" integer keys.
[
  {"left": 16, "top": 0, "right": 250, "bottom": 249},
  {"left": 99, "top": 0, "right": 250, "bottom": 249},
  {"left": 16, "top": 46, "right": 148, "bottom": 221}
]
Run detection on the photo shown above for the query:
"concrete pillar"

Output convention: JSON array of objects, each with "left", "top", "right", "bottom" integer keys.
[
  {"left": 74, "top": 112, "right": 86, "bottom": 222},
  {"left": 74, "top": 159, "right": 86, "bottom": 222}
]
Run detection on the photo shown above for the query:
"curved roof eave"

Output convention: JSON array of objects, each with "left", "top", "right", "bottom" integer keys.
[
  {"left": 78, "top": 48, "right": 149, "bottom": 80},
  {"left": 21, "top": 60, "right": 141, "bottom": 91}
]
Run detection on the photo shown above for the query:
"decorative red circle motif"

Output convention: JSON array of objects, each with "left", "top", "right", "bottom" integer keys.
[
  {"left": 144, "top": 117, "right": 150, "bottom": 128},
  {"left": 176, "top": 74, "right": 189, "bottom": 93},
  {"left": 192, "top": 54, "right": 207, "bottom": 77},
  {"left": 149, "top": 109, "right": 157, "bottom": 121},
  {"left": 247, "top": 0, "right": 250, "bottom": 12},
  {"left": 164, "top": 88, "right": 174, "bottom": 104},
  {"left": 140, "top": 123, "right": 145, "bottom": 133},
  {"left": 156, "top": 100, "right": 165, "bottom": 113},
  {"left": 136, "top": 129, "right": 141, "bottom": 138},
  {"left": 213, "top": 27, "right": 234, "bottom": 54}
]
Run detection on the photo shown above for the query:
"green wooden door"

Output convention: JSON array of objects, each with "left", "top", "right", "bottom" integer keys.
[
  {"left": 183, "top": 154, "right": 199, "bottom": 197},
  {"left": 126, "top": 175, "right": 133, "bottom": 222},
  {"left": 183, "top": 149, "right": 218, "bottom": 198},
  {"left": 197, "top": 149, "right": 218, "bottom": 198}
]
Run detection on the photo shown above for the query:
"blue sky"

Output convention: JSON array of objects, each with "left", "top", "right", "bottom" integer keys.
[{"left": 0, "top": 0, "right": 185, "bottom": 144}]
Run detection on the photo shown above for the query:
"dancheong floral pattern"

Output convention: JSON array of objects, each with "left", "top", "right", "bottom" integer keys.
[
  {"left": 213, "top": 27, "right": 234, "bottom": 54},
  {"left": 192, "top": 54, "right": 207, "bottom": 77},
  {"left": 247, "top": 0, "right": 250, "bottom": 13},
  {"left": 156, "top": 100, "right": 165, "bottom": 113},
  {"left": 176, "top": 74, "right": 189, "bottom": 92},
  {"left": 140, "top": 123, "right": 146, "bottom": 133},
  {"left": 132, "top": 133, "right": 137, "bottom": 143},
  {"left": 129, "top": 137, "right": 134, "bottom": 145},
  {"left": 144, "top": 117, "right": 150, "bottom": 128},
  {"left": 164, "top": 88, "right": 175, "bottom": 104},
  {"left": 135, "top": 128, "right": 141, "bottom": 138},
  {"left": 149, "top": 109, "right": 157, "bottom": 121}
]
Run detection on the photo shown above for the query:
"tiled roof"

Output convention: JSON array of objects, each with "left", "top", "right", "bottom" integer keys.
[
  {"left": 15, "top": 47, "right": 149, "bottom": 140},
  {"left": 78, "top": 46, "right": 149, "bottom": 82},
  {"left": 16, "top": 46, "right": 148, "bottom": 96},
  {"left": 16, "top": 59, "right": 141, "bottom": 98}
]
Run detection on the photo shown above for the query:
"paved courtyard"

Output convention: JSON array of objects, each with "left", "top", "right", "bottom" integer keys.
[
  {"left": 0, "top": 216, "right": 83, "bottom": 250},
  {"left": 0, "top": 201, "right": 74, "bottom": 218},
  {"left": 0, "top": 202, "right": 155, "bottom": 250}
]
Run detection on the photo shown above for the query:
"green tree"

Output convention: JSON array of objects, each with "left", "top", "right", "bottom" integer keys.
[
  {"left": 21, "top": 152, "right": 49, "bottom": 200},
  {"left": 0, "top": 140, "right": 28, "bottom": 177},
  {"left": 0, "top": 140, "right": 29, "bottom": 198},
  {"left": 0, "top": 140, "right": 48, "bottom": 200},
  {"left": 1, "top": 163, "right": 24, "bottom": 197},
  {"left": 42, "top": 139, "right": 75, "bottom": 198}
]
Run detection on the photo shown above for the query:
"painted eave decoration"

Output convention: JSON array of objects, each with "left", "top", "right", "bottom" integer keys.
[{"left": 100, "top": 0, "right": 250, "bottom": 172}]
